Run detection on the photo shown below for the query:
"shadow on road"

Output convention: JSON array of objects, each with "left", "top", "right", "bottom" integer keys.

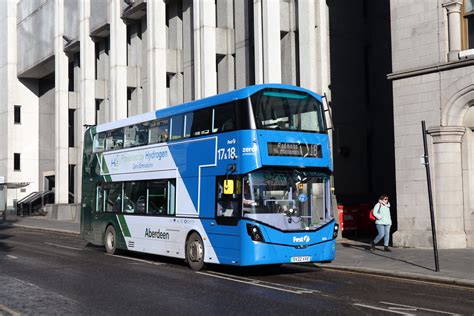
[
  {"left": 0, "top": 219, "right": 17, "bottom": 264},
  {"left": 340, "top": 242, "right": 436, "bottom": 272},
  {"left": 85, "top": 242, "right": 323, "bottom": 276}
]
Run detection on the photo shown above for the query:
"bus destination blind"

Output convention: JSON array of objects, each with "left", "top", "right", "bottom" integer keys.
[{"left": 267, "top": 142, "right": 322, "bottom": 158}]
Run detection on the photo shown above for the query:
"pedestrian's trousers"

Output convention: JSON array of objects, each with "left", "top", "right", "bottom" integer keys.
[{"left": 374, "top": 224, "right": 391, "bottom": 246}]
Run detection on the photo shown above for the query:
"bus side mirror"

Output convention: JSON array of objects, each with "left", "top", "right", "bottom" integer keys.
[{"left": 224, "top": 180, "right": 234, "bottom": 194}]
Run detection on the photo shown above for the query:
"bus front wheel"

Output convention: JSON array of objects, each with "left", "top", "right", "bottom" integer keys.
[
  {"left": 186, "top": 232, "right": 206, "bottom": 271},
  {"left": 104, "top": 225, "right": 117, "bottom": 255}
]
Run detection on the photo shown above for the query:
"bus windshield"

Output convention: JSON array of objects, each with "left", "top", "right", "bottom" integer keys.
[
  {"left": 242, "top": 170, "right": 331, "bottom": 231},
  {"left": 250, "top": 89, "right": 325, "bottom": 133}
]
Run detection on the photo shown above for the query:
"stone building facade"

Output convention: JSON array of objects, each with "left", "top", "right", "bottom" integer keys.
[
  {"left": 390, "top": 0, "right": 474, "bottom": 248},
  {"left": 0, "top": 0, "right": 331, "bottom": 211}
]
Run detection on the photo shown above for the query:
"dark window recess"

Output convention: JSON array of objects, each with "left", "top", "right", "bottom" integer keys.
[
  {"left": 95, "top": 99, "right": 101, "bottom": 126},
  {"left": 68, "top": 61, "right": 74, "bottom": 91},
  {"left": 68, "top": 164, "right": 75, "bottom": 203},
  {"left": 14, "top": 153, "right": 20, "bottom": 171},
  {"left": 69, "top": 109, "right": 75, "bottom": 147},
  {"left": 14, "top": 105, "right": 21, "bottom": 124}
]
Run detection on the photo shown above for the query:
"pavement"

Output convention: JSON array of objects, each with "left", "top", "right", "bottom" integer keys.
[{"left": 2, "top": 215, "right": 473, "bottom": 287}]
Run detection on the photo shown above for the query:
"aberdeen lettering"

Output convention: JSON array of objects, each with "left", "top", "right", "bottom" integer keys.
[{"left": 144, "top": 228, "right": 170, "bottom": 240}]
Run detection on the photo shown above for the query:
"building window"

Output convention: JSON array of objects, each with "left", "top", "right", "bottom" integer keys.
[
  {"left": 463, "top": 0, "right": 474, "bottom": 49},
  {"left": 14, "top": 153, "right": 20, "bottom": 171},
  {"left": 69, "top": 109, "right": 75, "bottom": 148},
  {"left": 14, "top": 105, "right": 21, "bottom": 124}
]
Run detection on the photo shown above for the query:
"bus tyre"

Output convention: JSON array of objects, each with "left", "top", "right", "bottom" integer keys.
[
  {"left": 104, "top": 225, "right": 117, "bottom": 255},
  {"left": 186, "top": 232, "right": 206, "bottom": 271}
]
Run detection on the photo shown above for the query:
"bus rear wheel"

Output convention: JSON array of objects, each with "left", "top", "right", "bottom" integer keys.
[
  {"left": 104, "top": 225, "right": 117, "bottom": 255},
  {"left": 186, "top": 232, "right": 206, "bottom": 271}
]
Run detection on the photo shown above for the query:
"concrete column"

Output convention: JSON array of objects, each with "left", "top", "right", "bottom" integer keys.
[
  {"left": 280, "top": 0, "right": 297, "bottom": 85},
  {"left": 168, "top": 1, "right": 183, "bottom": 105},
  {"left": 428, "top": 126, "right": 467, "bottom": 248},
  {"left": 262, "top": 0, "right": 281, "bottom": 83},
  {"left": 54, "top": 0, "right": 69, "bottom": 203},
  {"left": 109, "top": 0, "right": 127, "bottom": 120},
  {"left": 315, "top": 0, "right": 331, "bottom": 94},
  {"left": 169, "top": 73, "right": 184, "bottom": 106},
  {"left": 78, "top": 0, "right": 95, "bottom": 203},
  {"left": 298, "top": 0, "right": 317, "bottom": 90},
  {"left": 183, "top": 0, "right": 194, "bottom": 102},
  {"left": 217, "top": 56, "right": 235, "bottom": 93},
  {"left": 442, "top": 1, "right": 463, "bottom": 61},
  {"left": 216, "top": 0, "right": 234, "bottom": 93},
  {"left": 234, "top": 0, "right": 252, "bottom": 88},
  {"left": 193, "top": 0, "right": 217, "bottom": 98},
  {"left": 253, "top": 0, "right": 263, "bottom": 84},
  {"left": 147, "top": 0, "right": 167, "bottom": 110}
]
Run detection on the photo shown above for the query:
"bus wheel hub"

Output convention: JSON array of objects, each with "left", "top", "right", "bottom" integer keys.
[{"left": 189, "top": 241, "right": 203, "bottom": 262}]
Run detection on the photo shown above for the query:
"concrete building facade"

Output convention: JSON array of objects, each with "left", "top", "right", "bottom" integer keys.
[
  {"left": 389, "top": 0, "right": 474, "bottom": 248},
  {"left": 0, "top": 0, "right": 331, "bottom": 213}
]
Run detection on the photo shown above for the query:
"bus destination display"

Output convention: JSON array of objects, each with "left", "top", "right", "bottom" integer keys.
[{"left": 267, "top": 142, "right": 322, "bottom": 158}]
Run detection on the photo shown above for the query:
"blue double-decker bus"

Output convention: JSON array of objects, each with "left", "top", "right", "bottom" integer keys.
[{"left": 81, "top": 84, "right": 338, "bottom": 270}]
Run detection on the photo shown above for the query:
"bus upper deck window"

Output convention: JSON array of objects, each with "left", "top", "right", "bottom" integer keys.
[
  {"left": 171, "top": 115, "right": 184, "bottom": 140},
  {"left": 149, "top": 119, "right": 169, "bottom": 144},
  {"left": 124, "top": 124, "right": 149, "bottom": 148},
  {"left": 93, "top": 133, "right": 106, "bottom": 153},
  {"left": 190, "top": 108, "right": 212, "bottom": 136},
  {"left": 184, "top": 113, "right": 193, "bottom": 138},
  {"left": 251, "top": 89, "right": 325, "bottom": 133},
  {"left": 105, "top": 129, "right": 124, "bottom": 151},
  {"left": 213, "top": 102, "right": 236, "bottom": 133}
]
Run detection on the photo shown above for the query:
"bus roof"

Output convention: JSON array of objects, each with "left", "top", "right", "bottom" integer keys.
[{"left": 95, "top": 84, "right": 322, "bottom": 133}]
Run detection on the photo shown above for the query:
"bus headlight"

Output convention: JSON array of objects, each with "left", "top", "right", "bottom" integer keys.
[
  {"left": 333, "top": 224, "right": 339, "bottom": 239},
  {"left": 246, "top": 224, "right": 265, "bottom": 242}
]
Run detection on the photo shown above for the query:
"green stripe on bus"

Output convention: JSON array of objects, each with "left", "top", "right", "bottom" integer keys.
[
  {"left": 117, "top": 214, "right": 131, "bottom": 237},
  {"left": 263, "top": 91, "right": 307, "bottom": 99},
  {"left": 101, "top": 155, "right": 112, "bottom": 182}
]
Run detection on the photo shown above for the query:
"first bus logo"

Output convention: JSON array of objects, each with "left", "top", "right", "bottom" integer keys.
[{"left": 293, "top": 235, "right": 310, "bottom": 243}]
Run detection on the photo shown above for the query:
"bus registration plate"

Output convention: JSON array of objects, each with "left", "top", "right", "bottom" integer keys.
[{"left": 290, "top": 256, "right": 311, "bottom": 263}]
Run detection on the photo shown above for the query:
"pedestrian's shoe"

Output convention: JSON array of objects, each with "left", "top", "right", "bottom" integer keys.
[
  {"left": 370, "top": 241, "right": 375, "bottom": 251},
  {"left": 384, "top": 246, "right": 391, "bottom": 252}
]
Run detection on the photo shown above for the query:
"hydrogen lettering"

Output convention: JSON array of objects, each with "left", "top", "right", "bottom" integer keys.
[{"left": 145, "top": 150, "right": 168, "bottom": 161}]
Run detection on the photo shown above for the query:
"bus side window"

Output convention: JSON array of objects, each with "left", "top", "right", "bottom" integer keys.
[
  {"left": 124, "top": 124, "right": 149, "bottom": 148},
  {"left": 190, "top": 108, "right": 212, "bottom": 136},
  {"left": 149, "top": 119, "right": 169, "bottom": 144},
  {"left": 213, "top": 102, "right": 236, "bottom": 133},
  {"left": 123, "top": 181, "right": 147, "bottom": 214},
  {"left": 104, "top": 183, "right": 122, "bottom": 213},
  {"left": 167, "top": 180, "right": 176, "bottom": 216},
  {"left": 184, "top": 112, "right": 193, "bottom": 138},
  {"left": 105, "top": 129, "right": 124, "bottom": 151},
  {"left": 96, "top": 186, "right": 104, "bottom": 212},
  {"left": 148, "top": 181, "right": 167, "bottom": 215},
  {"left": 147, "top": 179, "right": 175, "bottom": 216},
  {"left": 170, "top": 115, "right": 184, "bottom": 140},
  {"left": 93, "top": 133, "right": 106, "bottom": 153},
  {"left": 216, "top": 177, "right": 240, "bottom": 218}
]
